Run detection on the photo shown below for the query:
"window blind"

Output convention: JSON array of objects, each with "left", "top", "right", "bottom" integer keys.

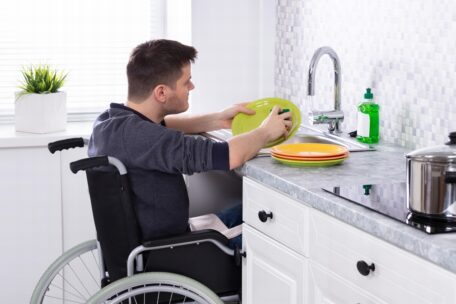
[{"left": 0, "top": 0, "right": 165, "bottom": 119}]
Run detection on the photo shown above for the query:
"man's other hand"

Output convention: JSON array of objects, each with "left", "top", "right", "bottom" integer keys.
[{"left": 218, "top": 102, "right": 256, "bottom": 129}]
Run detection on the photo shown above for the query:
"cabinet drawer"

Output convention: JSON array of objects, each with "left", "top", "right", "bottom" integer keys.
[
  {"left": 310, "top": 209, "right": 456, "bottom": 304},
  {"left": 243, "top": 178, "right": 309, "bottom": 256},
  {"left": 308, "top": 261, "right": 386, "bottom": 304}
]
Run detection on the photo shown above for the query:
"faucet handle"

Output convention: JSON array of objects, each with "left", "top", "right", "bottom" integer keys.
[{"left": 310, "top": 110, "right": 344, "bottom": 133}]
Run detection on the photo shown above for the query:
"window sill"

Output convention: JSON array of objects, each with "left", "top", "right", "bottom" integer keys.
[{"left": 0, "top": 121, "right": 93, "bottom": 148}]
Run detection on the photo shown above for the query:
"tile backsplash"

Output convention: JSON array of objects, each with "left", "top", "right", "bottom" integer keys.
[{"left": 275, "top": 0, "right": 456, "bottom": 149}]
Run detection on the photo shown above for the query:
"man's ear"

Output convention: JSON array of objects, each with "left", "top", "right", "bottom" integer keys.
[{"left": 152, "top": 85, "right": 167, "bottom": 103}]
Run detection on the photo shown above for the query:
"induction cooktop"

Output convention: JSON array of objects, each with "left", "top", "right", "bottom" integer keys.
[{"left": 322, "top": 182, "right": 456, "bottom": 234}]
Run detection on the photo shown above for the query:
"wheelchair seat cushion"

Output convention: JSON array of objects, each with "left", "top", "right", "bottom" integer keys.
[{"left": 143, "top": 229, "right": 241, "bottom": 296}]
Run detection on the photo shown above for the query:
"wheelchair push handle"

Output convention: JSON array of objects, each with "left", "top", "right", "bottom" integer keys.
[
  {"left": 48, "top": 137, "right": 85, "bottom": 154},
  {"left": 70, "top": 156, "right": 109, "bottom": 173}
]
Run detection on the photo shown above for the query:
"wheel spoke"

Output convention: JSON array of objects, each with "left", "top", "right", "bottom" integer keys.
[
  {"left": 49, "top": 282, "right": 87, "bottom": 301},
  {"left": 68, "top": 263, "right": 92, "bottom": 297},
  {"left": 57, "top": 272, "right": 87, "bottom": 300},
  {"left": 44, "top": 293, "right": 86, "bottom": 304},
  {"left": 78, "top": 254, "right": 100, "bottom": 287}
]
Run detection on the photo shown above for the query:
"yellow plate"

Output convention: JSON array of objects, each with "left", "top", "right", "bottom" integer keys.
[
  {"left": 271, "top": 143, "right": 348, "bottom": 158},
  {"left": 231, "top": 97, "right": 301, "bottom": 148},
  {"left": 272, "top": 155, "right": 347, "bottom": 167}
]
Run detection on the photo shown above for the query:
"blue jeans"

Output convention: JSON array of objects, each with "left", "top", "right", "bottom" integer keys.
[{"left": 215, "top": 203, "right": 242, "bottom": 249}]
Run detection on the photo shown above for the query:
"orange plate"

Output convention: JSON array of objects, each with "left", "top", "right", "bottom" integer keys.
[{"left": 271, "top": 152, "right": 349, "bottom": 161}]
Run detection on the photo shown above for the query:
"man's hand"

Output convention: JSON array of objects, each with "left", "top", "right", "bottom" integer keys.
[
  {"left": 217, "top": 102, "right": 256, "bottom": 129},
  {"left": 227, "top": 105, "right": 293, "bottom": 169},
  {"left": 259, "top": 106, "right": 293, "bottom": 143}
]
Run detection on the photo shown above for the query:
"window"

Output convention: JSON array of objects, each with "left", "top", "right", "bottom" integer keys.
[{"left": 0, "top": 0, "right": 165, "bottom": 121}]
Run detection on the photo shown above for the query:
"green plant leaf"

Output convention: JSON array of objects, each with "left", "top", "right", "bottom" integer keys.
[{"left": 17, "top": 64, "right": 67, "bottom": 94}]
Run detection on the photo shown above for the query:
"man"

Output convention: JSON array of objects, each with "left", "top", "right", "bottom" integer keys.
[{"left": 88, "top": 39, "right": 291, "bottom": 249}]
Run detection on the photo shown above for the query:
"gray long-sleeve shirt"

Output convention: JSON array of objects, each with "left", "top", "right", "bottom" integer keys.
[{"left": 88, "top": 103, "right": 229, "bottom": 240}]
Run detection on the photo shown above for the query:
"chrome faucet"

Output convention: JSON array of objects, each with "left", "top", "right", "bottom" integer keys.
[{"left": 307, "top": 46, "right": 344, "bottom": 133}]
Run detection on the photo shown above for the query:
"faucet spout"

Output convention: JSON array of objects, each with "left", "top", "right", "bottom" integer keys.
[{"left": 307, "top": 46, "right": 343, "bottom": 133}]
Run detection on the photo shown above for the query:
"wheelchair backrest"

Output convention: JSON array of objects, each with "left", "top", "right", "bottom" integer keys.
[{"left": 84, "top": 166, "right": 141, "bottom": 282}]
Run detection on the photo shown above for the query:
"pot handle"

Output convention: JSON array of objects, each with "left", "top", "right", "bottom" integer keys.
[
  {"left": 445, "top": 171, "right": 456, "bottom": 184},
  {"left": 446, "top": 132, "right": 456, "bottom": 145}
]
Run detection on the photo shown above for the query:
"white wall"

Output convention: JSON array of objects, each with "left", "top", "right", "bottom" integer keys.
[
  {"left": 276, "top": 0, "right": 456, "bottom": 149},
  {"left": 168, "top": 0, "right": 277, "bottom": 114}
]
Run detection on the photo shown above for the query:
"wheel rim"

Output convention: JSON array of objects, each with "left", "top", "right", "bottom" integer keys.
[
  {"left": 87, "top": 272, "right": 223, "bottom": 304},
  {"left": 30, "top": 240, "right": 102, "bottom": 304}
]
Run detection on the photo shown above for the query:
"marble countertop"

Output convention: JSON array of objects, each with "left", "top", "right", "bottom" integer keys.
[{"left": 237, "top": 142, "right": 456, "bottom": 274}]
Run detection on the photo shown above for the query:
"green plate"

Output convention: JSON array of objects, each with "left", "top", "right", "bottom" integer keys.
[
  {"left": 231, "top": 97, "right": 301, "bottom": 148},
  {"left": 271, "top": 155, "right": 346, "bottom": 167}
]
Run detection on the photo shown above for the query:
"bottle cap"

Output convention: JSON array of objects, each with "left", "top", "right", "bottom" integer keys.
[{"left": 364, "top": 88, "right": 373, "bottom": 99}]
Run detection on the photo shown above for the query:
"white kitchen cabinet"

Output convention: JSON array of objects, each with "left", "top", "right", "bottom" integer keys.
[
  {"left": 243, "top": 178, "right": 311, "bottom": 304},
  {"left": 242, "top": 225, "right": 309, "bottom": 304},
  {"left": 0, "top": 129, "right": 95, "bottom": 303},
  {"left": 242, "top": 177, "right": 456, "bottom": 304},
  {"left": 0, "top": 147, "right": 62, "bottom": 304}
]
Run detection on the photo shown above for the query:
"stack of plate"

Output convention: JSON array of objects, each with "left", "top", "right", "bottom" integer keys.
[{"left": 270, "top": 143, "right": 349, "bottom": 167}]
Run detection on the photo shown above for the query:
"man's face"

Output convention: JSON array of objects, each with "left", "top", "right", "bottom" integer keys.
[{"left": 165, "top": 64, "right": 194, "bottom": 114}]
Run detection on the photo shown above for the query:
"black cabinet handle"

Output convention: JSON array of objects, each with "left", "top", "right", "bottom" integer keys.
[
  {"left": 234, "top": 248, "right": 246, "bottom": 266},
  {"left": 258, "top": 210, "right": 273, "bottom": 222},
  {"left": 356, "top": 260, "right": 375, "bottom": 276}
]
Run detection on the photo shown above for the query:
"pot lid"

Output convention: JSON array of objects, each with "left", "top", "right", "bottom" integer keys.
[{"left": 406, "top": 132, "right": 456, "bottom": 162}]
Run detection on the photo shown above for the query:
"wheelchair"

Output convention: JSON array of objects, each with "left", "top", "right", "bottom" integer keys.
[{"left": 30, "top": 138, "right": 242, "bottom": 303}]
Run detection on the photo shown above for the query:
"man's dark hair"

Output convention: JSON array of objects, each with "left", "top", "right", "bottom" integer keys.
[{"left": 127, "top": 39, "right": 197, "bottom": 102}]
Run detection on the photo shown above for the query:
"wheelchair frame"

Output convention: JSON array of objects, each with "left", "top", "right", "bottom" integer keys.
[{"left": 30, "top": 137, "right": 241, "bottom": 304}]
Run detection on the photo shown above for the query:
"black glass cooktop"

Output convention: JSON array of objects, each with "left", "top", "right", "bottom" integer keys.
[{"left": 322, "top": 182, "right": 456, "bottom": 234}]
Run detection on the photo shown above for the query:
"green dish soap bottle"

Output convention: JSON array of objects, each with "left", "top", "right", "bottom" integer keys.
[{"left": 356, "top": 88, "right": 379, "bottom": 144}]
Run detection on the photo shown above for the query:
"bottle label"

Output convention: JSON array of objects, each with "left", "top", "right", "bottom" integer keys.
[{"left": 357, "top": 112, "right": 370, "bottom": 137}]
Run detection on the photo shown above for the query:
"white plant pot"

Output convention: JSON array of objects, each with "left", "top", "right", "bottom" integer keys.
[{"left": 15, "top": 92, "right": 67, "bottom": 133}]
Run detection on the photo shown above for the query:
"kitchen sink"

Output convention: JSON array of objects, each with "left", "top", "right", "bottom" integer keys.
[
  {"left": 282, "top": 134, "right": 373, "bottom": 152},
  {"left": 204, "top": 125, "right": 375, "bottom": 153},
  {"left": 285, "top": 134, "right": 343, "bottom": 145},
  {"left": 284, "top": 125, "right": 375, "bottom": 152}
]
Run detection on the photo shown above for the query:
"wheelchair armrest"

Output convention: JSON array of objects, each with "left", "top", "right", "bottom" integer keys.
[
  {"left": 70, "top": 156, "right": 110, "bottom": 173},
  {"left": 142, "top": 229, "right": 229, "bottom": 248}
]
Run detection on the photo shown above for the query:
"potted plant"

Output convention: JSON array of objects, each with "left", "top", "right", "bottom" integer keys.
[{"left": 15, "top": 64, "right": 68, "bottom": 133}]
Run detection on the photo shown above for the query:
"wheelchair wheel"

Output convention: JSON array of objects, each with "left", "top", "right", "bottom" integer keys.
[
  {"left": 87, "top": 272, "right": 223, "bottom": 304},
  {"left": 30, "top": 239, "right": 103, "bottom": 304}
]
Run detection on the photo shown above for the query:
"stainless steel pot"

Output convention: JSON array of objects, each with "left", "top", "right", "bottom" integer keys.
[{"left": 406, "top": 132, "right": 456, "bottom": 219}]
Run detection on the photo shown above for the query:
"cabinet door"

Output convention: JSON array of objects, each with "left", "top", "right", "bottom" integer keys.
[
  {"left": 0, "top": 147, "right": 62, "bottom": 303},
  {"left": 242, "top": 225, "right": 308, "bottom": 304},
  {"left": 309, "top": 261, "right": 386, "bottom": 304}
]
